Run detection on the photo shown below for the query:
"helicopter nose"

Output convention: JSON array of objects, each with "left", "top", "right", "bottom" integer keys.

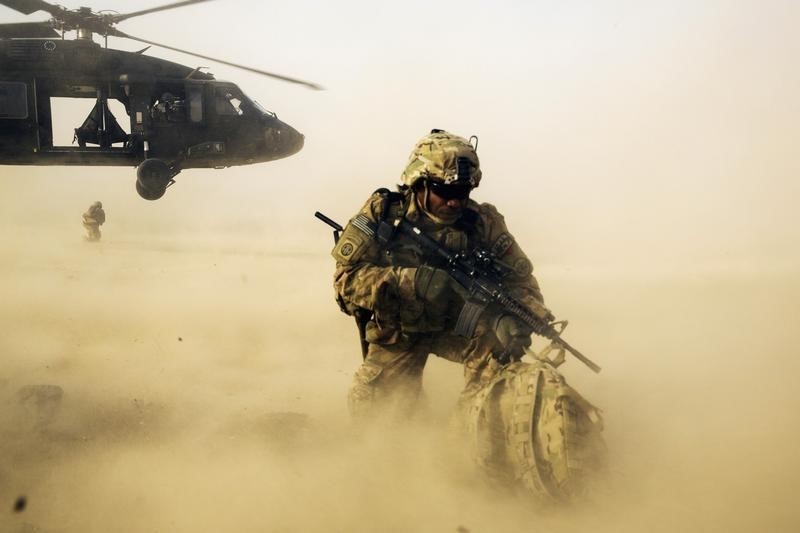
[{"left": 263, "top": 118, "right": 304, "bottom": 160}]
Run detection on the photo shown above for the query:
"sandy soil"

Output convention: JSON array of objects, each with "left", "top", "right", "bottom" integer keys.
[{"left": 0, "top": 173, "right": 798, "bottom": 533}]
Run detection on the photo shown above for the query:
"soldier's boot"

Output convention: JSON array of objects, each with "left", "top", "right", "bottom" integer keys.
[
  {"left": 347, "top": 361, "right": 383, "bottom": 420},
  {"left": 348, "top": 362, "right": 426, "bottom": 422}
]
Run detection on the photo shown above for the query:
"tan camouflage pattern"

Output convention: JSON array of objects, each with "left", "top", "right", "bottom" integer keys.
[
  {"left": 82, "top": 202, "right": 106, "bottom": 242},
  {"left": 348, "top": 316, "right": 504, "bottom": 419},
  {"left": 399, "top": 130, "right": 482, "bottom": 188},
  {"left": 465, "top": 360, "right": 606, "bottom": 502},
  {"left": 333, "top": 189, "right": 545, "bottom": 417}
]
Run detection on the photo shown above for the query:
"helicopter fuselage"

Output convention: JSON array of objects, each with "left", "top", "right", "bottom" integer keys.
[{"left": 0, "top": 38, "right": 304, "bottom": 195}]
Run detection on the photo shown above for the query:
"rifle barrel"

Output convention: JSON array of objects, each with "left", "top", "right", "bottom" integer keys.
[{"left": 553, "top": 337, "right": 602, "bottom": 374}]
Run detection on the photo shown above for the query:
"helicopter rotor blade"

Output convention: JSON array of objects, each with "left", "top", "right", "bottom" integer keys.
[
  {"left": 0, "top": 0, "right": 61, "bottom": 17},
  {"left": 109, "top": 0, "right": 215, "bottom": 23},
  {"left": 109, "top": 28, "right": 324, "bottom": 90}
]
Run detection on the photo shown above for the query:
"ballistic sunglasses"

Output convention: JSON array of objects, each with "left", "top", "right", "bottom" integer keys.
[{"left": 427, "top": 180, "right": 472, "bottom": 200}]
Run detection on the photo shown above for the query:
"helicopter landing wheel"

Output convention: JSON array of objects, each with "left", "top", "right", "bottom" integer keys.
[{"left": 136, "top": 159, "right": 173, "bottom": 200}]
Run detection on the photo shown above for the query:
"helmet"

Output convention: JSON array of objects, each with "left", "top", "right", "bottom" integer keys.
[{"left": 400, "top": 129, "right": 481, "bottom": 189}]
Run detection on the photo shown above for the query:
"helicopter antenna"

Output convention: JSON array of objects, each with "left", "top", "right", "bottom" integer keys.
[{"left": 185, "top": 66, "right": 209, "bottom": 79}]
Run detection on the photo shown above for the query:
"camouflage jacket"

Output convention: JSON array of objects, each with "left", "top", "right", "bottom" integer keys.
[
  {"left": 332, "top": 189, "right": 544, "bottom": 340},
  {"left": 82, "top": 206, "right": 105, "bottom": 225}
]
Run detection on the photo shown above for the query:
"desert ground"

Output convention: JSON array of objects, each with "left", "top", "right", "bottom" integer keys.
[
  {"left": 0, "top": 166, "right": 798, "bottom": 533},
  {"left": 2, "top": 1, "right": 800, "bottom": 531}
]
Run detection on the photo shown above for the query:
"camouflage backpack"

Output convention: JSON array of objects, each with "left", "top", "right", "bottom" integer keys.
[{"left": 465, "top": 360, "right": 607, "bottom": 502}]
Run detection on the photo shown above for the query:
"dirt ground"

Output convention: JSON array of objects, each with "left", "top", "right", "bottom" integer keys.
[{"left": 0, "top": 168, "right": 798, "bottom": 533}]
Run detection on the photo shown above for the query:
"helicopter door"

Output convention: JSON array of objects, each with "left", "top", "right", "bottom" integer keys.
[
  {"left": 0, "top": 81, "right": 35, "bottom": 157},
  {"left": 49, "top": 89, "right": 130, "bottom": 149},
  {"left": 73, "top": 96, "right": 129, "bottom": 148},
  {"left": 0, "top": 82, "right": 28, "bottom": 119}
]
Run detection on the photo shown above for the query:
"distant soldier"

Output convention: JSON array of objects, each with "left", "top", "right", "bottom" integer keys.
[{"left": 82, "top": 201, "right": 105, "bottom": 241}]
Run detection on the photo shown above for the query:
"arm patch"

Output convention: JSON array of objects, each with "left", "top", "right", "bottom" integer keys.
[
  {"left": 491, "top": 232, "right": 514, "bottom": 257},
  {"left": 332, "top": 225, "right": 370, "bottom": 264},
  {"left": 513, "top": 257, "right": 533, "bottom": 277}
]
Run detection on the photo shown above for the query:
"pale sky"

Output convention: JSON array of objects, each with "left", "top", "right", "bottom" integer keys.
[{"left": 2, "top": 0, "right": 798, "bottom": 272}]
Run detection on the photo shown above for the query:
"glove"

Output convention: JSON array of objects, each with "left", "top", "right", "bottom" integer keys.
[
  {"left": 493, "top": 315, "right": 533, "bottom": 362},
  {"left": 415, "top": 265, "right": 456, "bottom": 302},
  {"left": 412, "top": 265, "right": 467, "bottom": 324}
]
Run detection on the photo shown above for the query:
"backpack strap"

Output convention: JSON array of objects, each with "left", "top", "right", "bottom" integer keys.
[{"left": 372, "top": 187, "right": 408, "bottom": 246}]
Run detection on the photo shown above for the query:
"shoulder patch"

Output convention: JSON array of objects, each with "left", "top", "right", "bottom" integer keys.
[
  {"left": 491, "top": 232, "right": 514, "bottom": 257},
  {"left": 332, "top": 225, "right": 369, "bottom": 264},
  {"left": 513, "top": 257, "right": 533, "bottom": 277}
]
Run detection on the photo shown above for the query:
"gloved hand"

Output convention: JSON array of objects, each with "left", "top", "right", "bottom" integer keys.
[
  {"left": 412, "top": 265, "right": 467, "bottom": 322},
  {"left": 415, "top": 265, "right": 455, "bottom": 301},
  {"left": 493, "top": 315, "right": 533, "bottom": 362}
]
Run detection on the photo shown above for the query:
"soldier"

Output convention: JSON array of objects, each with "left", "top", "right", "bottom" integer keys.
[
  {"left": 332, "top": 129, "right": 550, "bottom": 419},
  {"left": 82, "top": 201, "right": 106, "bottom": 241}
]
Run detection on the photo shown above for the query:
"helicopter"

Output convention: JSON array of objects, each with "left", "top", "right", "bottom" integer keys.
[{"left": 0, "top": 0, "right": 320, "bottom": 200}]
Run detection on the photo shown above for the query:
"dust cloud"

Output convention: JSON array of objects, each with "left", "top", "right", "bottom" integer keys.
[
  {"left": 0, "top": 165, "right": 797, "bottom": 533},
  {"left": 2, "top": 2, "right": 800, "bottom": 528}
]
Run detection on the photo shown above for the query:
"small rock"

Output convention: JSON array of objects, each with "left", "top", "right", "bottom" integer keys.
[{"left": 14, "top": 495, "right": 26, "bottom": 512}]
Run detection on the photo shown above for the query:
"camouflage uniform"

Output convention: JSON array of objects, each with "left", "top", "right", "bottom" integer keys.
[
  {"left": 82, "top": 201, "right": 105, "bottom": 241},
  {"left": 332, "top": 131, "right": 546, "bottom": 418}
]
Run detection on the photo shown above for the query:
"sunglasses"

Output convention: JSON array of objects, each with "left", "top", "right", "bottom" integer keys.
[{"left": 427, "top": 180, "right": 472, "bottom": 200}]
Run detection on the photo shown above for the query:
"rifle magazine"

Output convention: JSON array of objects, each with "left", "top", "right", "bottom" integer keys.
[{"left": 454, "top": 300, "right": 486, "bottom": 337}]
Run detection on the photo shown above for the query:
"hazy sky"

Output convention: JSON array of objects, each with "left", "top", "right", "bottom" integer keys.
[
  {"left": 1, "top": 0, "right": 798, "bottom": 271},
  {"left": 2, "top": 5, "right": 799, "bottom": 530}
]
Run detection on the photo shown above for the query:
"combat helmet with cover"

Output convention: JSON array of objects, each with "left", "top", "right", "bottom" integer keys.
[{"left": 400, "top": 129, "right": 482, "bottom": 189}]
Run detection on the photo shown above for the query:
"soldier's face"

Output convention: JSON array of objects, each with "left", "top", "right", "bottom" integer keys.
[{"left": 420, "top": 184, "right": 470, "bottom": 220}]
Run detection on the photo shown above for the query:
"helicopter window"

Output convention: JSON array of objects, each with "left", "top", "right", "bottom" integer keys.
[
  {"left": 215, "top": 88, "right": 244, "bottom": 116},
  {"left": 151, "top": 92, "right": 186, "bottom": 122},
  {"left": 187, "top": 87, "right": 203, "bottom": 123},
  {"left": 250, "top": 99, "right": 276, "bottom": 118},
  {"left": 0, "top": 82, "right": 28, "bottom": 119}
]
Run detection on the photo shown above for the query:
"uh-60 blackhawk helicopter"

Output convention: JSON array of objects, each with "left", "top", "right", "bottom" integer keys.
[{"left": 0, "top": 0, "right": 320, "bottom": 199}]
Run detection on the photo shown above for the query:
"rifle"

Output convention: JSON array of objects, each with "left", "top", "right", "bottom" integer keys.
[{"left": 315, "top": 211, "right": 601, "bottom": 373}]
